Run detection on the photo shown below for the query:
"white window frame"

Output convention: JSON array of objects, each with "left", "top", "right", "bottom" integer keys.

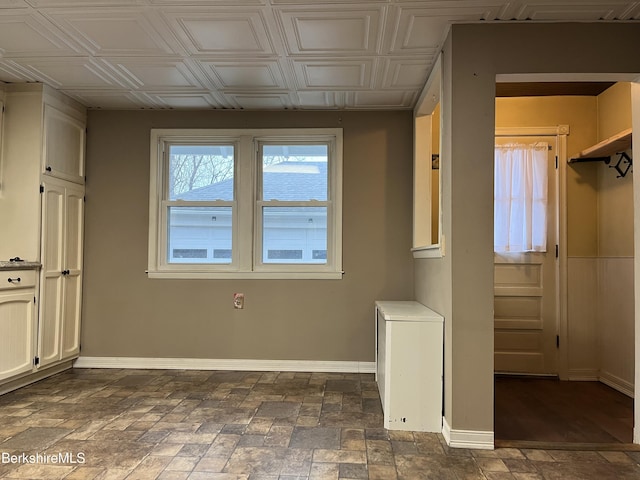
[{"left": 148, "top": 128, "right": 343, "bottom": 279}]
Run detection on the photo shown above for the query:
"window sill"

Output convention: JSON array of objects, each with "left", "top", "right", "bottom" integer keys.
[
  {"left": 146, "top": 270, "right": 344, "bottom": 280},
  {"left": 412, "top": 245, "right": 443, "bottom": 259}
]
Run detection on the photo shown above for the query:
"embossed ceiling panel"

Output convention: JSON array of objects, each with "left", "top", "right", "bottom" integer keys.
[
  {"left": 65, "top": 90, "right": 148, "bottom": 109},
  {"left": 162, "top": 8, "right": 278, "bottom": 55},
  {"left": 202, "top": 60, "right": 287, "bottom": 89},
  {"left": 106, "top": 58, "right": 206, "bottom": 90},
  {"left": 145, "top": 91, "right": 223, "bottom": 108},
  {"left": 501, "top": 2, "right": 639, "bottom": 21},
  {"left": 227, "top": 92, "right": 293, "bottom": 109},
  {"left": 380, "top": 57, "right": 432, "bottom": 89},
  {"left": 0, "top": 1, "right": 636, "bottom": 110},
  {"left": 0, "top": 61, "right": 34, "bottom": 83},
  {"left": 14, "top": 56, "right": 127, "bottom": 88},
  {"left": 277, "top": 6, "right": 382, "bottom": 55},
  {"left": 292, "top": 59, "right": 373, "bottom": 89},
  {"left": 0, "top": 12, "right": 80, "bottom": 56},
  {"left": 296, "top": 91, "right": 343, "bottom": 109},
  {"left": 42, "top": 9, "right": 179, "bottom": 56},
  {"left": 385, "top": 4, "right": 503, "bottom": 54},
  {"left": 353, "top": 90, "right": 415, "bottom": 108}
]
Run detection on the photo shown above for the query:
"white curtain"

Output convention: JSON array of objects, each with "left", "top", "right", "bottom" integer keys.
[{"left": 494, "top": 142, "right": 548, "bottom": 253}]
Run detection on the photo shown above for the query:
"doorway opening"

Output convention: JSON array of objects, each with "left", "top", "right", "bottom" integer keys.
[{"left": 493, "top": 80, "right": 636, "bottom": 446}]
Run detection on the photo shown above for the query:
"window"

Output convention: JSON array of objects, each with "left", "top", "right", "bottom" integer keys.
[
  {"left": 494, "top": 142, "right": 548, "bottom": 253},
  {"left": 148, "top": 128, "right": 343, "bottom": 279}
]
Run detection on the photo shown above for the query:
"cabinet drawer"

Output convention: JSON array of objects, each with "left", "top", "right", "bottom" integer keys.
[{"left": 0, "top": 270, "right": 37, "bottom": 290}]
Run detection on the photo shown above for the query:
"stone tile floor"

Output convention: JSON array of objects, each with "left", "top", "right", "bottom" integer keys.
[{"left": 0, "top": 369, "right": 639, "bottom": 479}]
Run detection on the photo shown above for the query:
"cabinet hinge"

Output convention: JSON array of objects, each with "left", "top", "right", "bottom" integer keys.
[
  {"left": 40, "top": 185, "right": 44, "bottom": 193},
  {"left": 556, "top": 335, "right": 560, "bottom": 348},
  {"left": 34, "top": 356, "right": 40, "bottom": 366}
]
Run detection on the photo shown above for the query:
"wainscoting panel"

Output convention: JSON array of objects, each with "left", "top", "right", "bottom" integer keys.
[
  {"left": 567, "top": 257, "right": 599, "bottom": 379},
  {"left": 598, "top": 257, "right": 635, "bottom": 396}
]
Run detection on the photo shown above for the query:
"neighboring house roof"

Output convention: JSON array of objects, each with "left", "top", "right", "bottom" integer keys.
[{"left": 176, "top": 161, "right": 328, "bottom": 201}]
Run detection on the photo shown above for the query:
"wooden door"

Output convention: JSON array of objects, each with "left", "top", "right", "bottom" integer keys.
[{"left": 494, "top": 136, "right": 558, "bottom": 375}]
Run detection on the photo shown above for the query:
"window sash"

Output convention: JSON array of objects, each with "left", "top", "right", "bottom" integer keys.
[
  {"left": 254, "top": 139, "right": 334, "bottom": 270},
  {"left": 162, "top": 201, "right": 236, "bottom": 268},
  {"left": 254, "top": 201, "right": 334, "bottom": 270}
]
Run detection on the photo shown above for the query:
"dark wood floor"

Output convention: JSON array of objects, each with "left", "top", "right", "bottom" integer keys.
[{"left": 495, "top": 376, "right": 634, "bottom": 444}]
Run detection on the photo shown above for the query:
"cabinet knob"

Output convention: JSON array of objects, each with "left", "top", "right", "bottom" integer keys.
[
  {"left": 45, "top": 166, "right": 52, "bottom": 172},
  {"left": 61, "top": 270, "right": 70, "bottom": 276},
  {"left": 8, "top": 277, "right": 21, "bottom": 283}
]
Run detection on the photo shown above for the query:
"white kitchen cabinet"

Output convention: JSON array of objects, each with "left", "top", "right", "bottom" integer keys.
[
  {"left": 0, "top": 84, "right": 86, "bottom": 261},
  {"left": 375, "top": 300, "right": 444, "bottom": 432},
  {"left": 0, "top": 270, "right": 37, "bottom": 381},
  {"left": 43, "top": 104, "right": 86, "bottom": 185},
  {"left": 39, "top": 179, "right": 84, "bottom": 367},
  {"left": 0, "top": 83, "right": 85, "bottom": 388}
]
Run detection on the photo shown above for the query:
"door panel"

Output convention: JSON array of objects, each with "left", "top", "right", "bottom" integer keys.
[
  {"left": 39, "top": 184, "right": 65, "bottom": 367},
  {"left": 61, "top": 185, "right": 84, "bottom": 359},
  {"left": 494, "top": 136, "right": 558, "bottom": 375},
  {"left": 0, "top": 292, "right": 35, "bottom": 380},
  {"left": 62, "top": 273, "right": 81, "bottom": 357}
]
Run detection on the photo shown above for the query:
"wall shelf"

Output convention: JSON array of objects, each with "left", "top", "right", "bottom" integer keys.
[{"left": 569, "top": 128, "right": 632, "bottom": 164}]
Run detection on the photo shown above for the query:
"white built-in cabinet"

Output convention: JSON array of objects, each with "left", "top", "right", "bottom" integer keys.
[
  {"left": 43, "top": 104, "right": 86, "bottom": 185},
  {"left": 39, "top": 179, "right": 84, "bottom": 367},
  {"left": 0, "top": 83, "right": 86, "bottom": 388},
  {"left": 0, "top": 271, "right": 37, "bottom": 381}
]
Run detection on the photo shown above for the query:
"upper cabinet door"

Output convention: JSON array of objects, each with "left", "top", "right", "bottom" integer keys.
[{"left": 42, "top": 104, "right": 86, "bottom": 184}]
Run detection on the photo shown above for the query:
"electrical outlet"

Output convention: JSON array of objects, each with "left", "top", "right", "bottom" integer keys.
[{"left": 233, "top": 293, "right": 244, "bottom": 309}]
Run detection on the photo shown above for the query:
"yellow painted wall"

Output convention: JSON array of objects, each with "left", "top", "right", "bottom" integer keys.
[
  {"left": 432, "top": 103, "right": 440, "bottom": 245},
  {"left": 496, "top": 96, "right": 599, "bottom": 257},
  {"left": 598, "top": 82, "right": 632, "bottom": 141},
  {"left": 596, "top": 83, "right": 634, "bottom": 392},
  {"left": 597, "top": 83, "right": 634, "bottom": 258}
]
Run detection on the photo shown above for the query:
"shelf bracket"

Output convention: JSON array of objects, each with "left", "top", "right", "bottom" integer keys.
[
  {"left": 609, "top": 151, "right": 633, "bottom": 178},
  {"left": 568, "top": 156, "right": 611, "bottom": 164}
]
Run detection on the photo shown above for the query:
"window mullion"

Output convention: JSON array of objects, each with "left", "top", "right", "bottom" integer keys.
[{"left": 236, "top": 135, "right": 254, "bottom": 271}]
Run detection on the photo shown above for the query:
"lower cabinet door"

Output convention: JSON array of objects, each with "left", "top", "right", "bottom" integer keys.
[{"left": 0, "top": 291, "right": 35, "bottom": 381}]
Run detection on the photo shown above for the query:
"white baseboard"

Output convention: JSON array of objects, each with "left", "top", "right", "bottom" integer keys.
[
  {"left": 599, "top": 370, "right": 634, "bottom": 398},
  {"left": 568, "top": 369, "right": 599, "bottom": 381},
  {"left": 442, "top": 417, "right": 494, "bottom": 450},
  {"left": 568, "top": 369, "right": 634, "bottom": 398},
  {"left": 73, "top": 356, "right": 376, "bottom": 374}
]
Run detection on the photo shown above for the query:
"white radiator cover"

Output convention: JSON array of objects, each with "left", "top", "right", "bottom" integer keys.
[{"left": 375, "top": 301, "right": 444, "bottom": 432}]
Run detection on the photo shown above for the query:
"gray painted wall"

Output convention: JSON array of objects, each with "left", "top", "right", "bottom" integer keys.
[
  {"left": 81, "top": 110, "right": 414, "bottom": 361},
  {"left": 415, "top": 22, "right": 640, "bottom": 437}
]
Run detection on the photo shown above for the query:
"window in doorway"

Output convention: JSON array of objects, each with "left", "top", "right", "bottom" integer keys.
[{"left": 494, "top": 142, "right": 548, "bottom": 253}]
